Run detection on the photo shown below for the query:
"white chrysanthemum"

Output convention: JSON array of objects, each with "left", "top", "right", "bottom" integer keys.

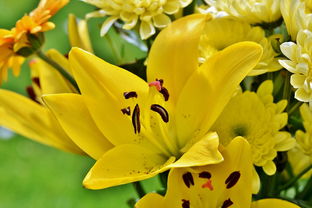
[
  {"left": 83, "top": 0, "right": 192, "bottom": 39},
  {"left": 212, "top": 81, "right": 295, "bottom": 175},
  {"left": 279, "top": 29, "right": 312, "bottom": 103},
  {"left": 205, "top": 0, "right": 281, "bottom": 24},
  {"left": 281, "top": 0, "right": 312, "bottom": 40},
  {"left": 199, "top": 17, "right": 281, "bottom": 76}
]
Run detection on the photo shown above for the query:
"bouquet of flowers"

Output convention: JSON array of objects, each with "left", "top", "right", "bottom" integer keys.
[{"left": 1, "top": 0, "right": 312, "bottom": 207}]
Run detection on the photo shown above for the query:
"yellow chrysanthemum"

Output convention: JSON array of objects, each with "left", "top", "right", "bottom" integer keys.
[
  {"left": 288, "top": 103, "right": 312, "bottom": 178},
  {"left": 279, "top": 29, "right": 312, "bottom": 103},
  {"left": 0, "top": 29, "right": 24, "bottom": 83},
  {"left": 14, "top": 0, "right": 69, "bottom": 41},
  {"left": 205, "top": 0, "right": 281, "bottom": 24},
  {"left": 83, "top": 0, "right": 192, "bottom": 39},
  {"left": 211, "top": 80, "right": 295, "bottom": 175},
  {"left": 281, "top": 0, "right": 312, "bottom": 40},
  {"left": 0, "top": 0, "right": 69, "bottom": 83},
  {"left": 199, "top": 17, "right": 281, "bottom": 76}
]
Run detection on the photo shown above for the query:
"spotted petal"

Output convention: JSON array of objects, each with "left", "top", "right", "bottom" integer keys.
[
  {"left": 83, "top": 144, "right": 175, "bottom": 189},
  {"left": 136, "top": 137, "right": 253, "bottom": 208},
  {"left": 69, "top": 48, "right": 149, "bottom": 146},
  {"left": 147, "top": 14, "right": 210, "bottom": 105}
]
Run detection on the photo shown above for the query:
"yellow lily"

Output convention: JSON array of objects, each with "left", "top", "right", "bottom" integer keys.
[
  {"left": 0, "top": 50, "right": 84, "bottom": 154},
  {"left": 43, "top": 14, "right": 263, "bottom": 189},
  {"left": 68, "top": 14, "right": 93, "bottom": 53},
  {"left": 135, "top": 138, "right": 300, "bottom": 208}
]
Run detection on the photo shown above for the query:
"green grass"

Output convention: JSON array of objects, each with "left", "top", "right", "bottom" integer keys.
[{"left": 0, "top": 135, "right": 137, "bottom": 208}]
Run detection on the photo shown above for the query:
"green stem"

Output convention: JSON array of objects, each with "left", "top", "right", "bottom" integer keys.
[
  {"left": 36, "top": 50, "right": 80, "bottom": 93},
  {"left": 133, "top": 181, "right": 146, "bottom": 198},
  {"left": 288, "top": 102, "right": 302, "bottom": 115},
  {"left": 297, "top": 175, "right": 312, "bottom": 200},
  {"left": 266, "top": 173, "right": 278, "bottom": 197},
  {"left": 279, "top": 164, "right": 312, "bottom": 192},
  {"left": 283, "top": 71, "right": 291, "bottom": 109},
  {"left": 105, "top": 31, "right": 122, "bottom": 65}
]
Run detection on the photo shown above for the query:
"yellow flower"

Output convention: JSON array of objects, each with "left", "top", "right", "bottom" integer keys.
[
  {"left": 83, "top": 0, "right": 192, "bottom": 39},
  {"left": 288, "top": 103, "right": 312, "bottom": 178},
  {"left": 205, "top": 0, "right": 281, "bottom": 24},
  {"left": 0, "top": 50, "right": 86, "bottom": 155},
  {"left": 279, "top": 29, "right": 312, "bottom": 103},
  {"left": 68, "top": 14, "right": 94, "bottom": 53},
  {"left": 281, "top": 0, "right": 312, "bottom": 40},
  {"left": 211, "top": 80, "right": 295, "bottom": 175},
  {"left": 0, "top": 0, "right": 69, "bottom": 83},
  {"left": 135, "top": 138, "right": 300, "bottom": 208},
  {"left": 14, "top": 0, "right": 69, "bottom": 40},
  {"left": 43, "top": 14, "right": 263, "bottom": 189},
  {"left": 199, "top": 17, "right": 281, "bottom": 76},
  {"left": 0, "top": 29, "right": 24, "bottom": 83}
]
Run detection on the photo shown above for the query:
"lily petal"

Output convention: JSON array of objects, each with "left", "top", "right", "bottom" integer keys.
[
  {"left": 69, "top": 47, "right": 149, "bottom": 145},
  {"left": 251, "top": 199, "right": 300, "bottom": 208},
  {"left": 135, "top": 193, "right": 165, "bottom": 208},
  {"left": 147, "top": 14, "right": 210, "bottom": 104},
  {"left": 169, "top": 132, "right": 223, "bottom": 168},
  {"left": 176, "top": 42, "right": 263, "bottom": 145},
  {"left": 0, "top": 89, "right": 83, "bottom": 154},
  {"left": 68, "top": 14, "right": 93, "bottom": 53},
  {"left": 43, "top": 93, "right": 113, "bottom": 159},
  {"left": 83, "top": 144, "right": 175, "bottom": 189},
  {"left": 30, "top": 57, "right": 75, "bottom": 96},
  {"left": 136, "top": 137, "right": 253, "bottom": 208}
]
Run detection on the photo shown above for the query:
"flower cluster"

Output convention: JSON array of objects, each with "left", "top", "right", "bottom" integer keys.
[{"left": 1, "top": 0, "right": 312, "bottom": 207}]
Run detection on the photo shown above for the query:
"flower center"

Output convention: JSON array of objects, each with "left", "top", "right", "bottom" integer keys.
[{"left": 120, "top": 79, "right": 180, "bottom": 157}]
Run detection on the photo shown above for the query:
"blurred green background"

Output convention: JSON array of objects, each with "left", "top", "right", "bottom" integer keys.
[{"left": 0, "top": 0, "right": 156, "bottom": 207}]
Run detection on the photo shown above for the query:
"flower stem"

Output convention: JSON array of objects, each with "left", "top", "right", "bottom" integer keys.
[
  {"left": 278, "top": 164, "right": 312, "bottom": 192},
  {"left": 36, "top": 50, "right": 80, "bottom": 93},
  {"left": 296, "top": 175, "right": 312, "bottom": 200},
  {"left": 288, "top": 102, "right": 302, "bottom": 115},
  {"left": 133, "top": 181, "right": 145, "bottom": 198}
]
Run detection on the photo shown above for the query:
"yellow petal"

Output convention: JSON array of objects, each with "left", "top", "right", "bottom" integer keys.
[
  {"left": 153, "top": 14, "right": 171, "bottom": 28},
  {"left": 139, "top": 20, "right": 155, "bottom": 40},
  {"left": 135, "top": 193, "right": 165, "bottom": 208},
  {"left": 169, "top": 132, "right": 223, "bottom": 168},
  {"left": 83, "top": 144, "right": 175, "bottom": 189},
  {"left": 137, "top": 137, "right": 253, "bottom": 208},
  {"left": 290, "top": 74, "right": 306, "bottom": 88},
  {"left": 46, "top": 49, "right": 70, "bottom": 73},
  {"left": 251, "top": 199, "right": 300, "bottom": 208},
  {"left": 176, "top": 42, "right": 263, "bottom": 145},
  {"left": 0, "top": 89, "right": 83, "bottom": 154},
  {"left": 68, "top": 14, "right": 93, "bottom": 53},
  {"left": 147, "top": 14, "right": 210, "bottom": 104},
  {"left": 263, "top": 160, "right": 277, "bottom": 175},
  {"left": 252, "top": 167, "right": 261, "bottom": 194},
  {"left": 69, "top": 47, "right": 148, "bottom": 145},
  {"left": 43, "top": 93, "right": 113, "bottom": 160},
  {"left": 29, "top": 57, "right": 75, "bottom": 97},
  {"left": 100, "top": 16, "right": 118, "bottom": 36}
]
